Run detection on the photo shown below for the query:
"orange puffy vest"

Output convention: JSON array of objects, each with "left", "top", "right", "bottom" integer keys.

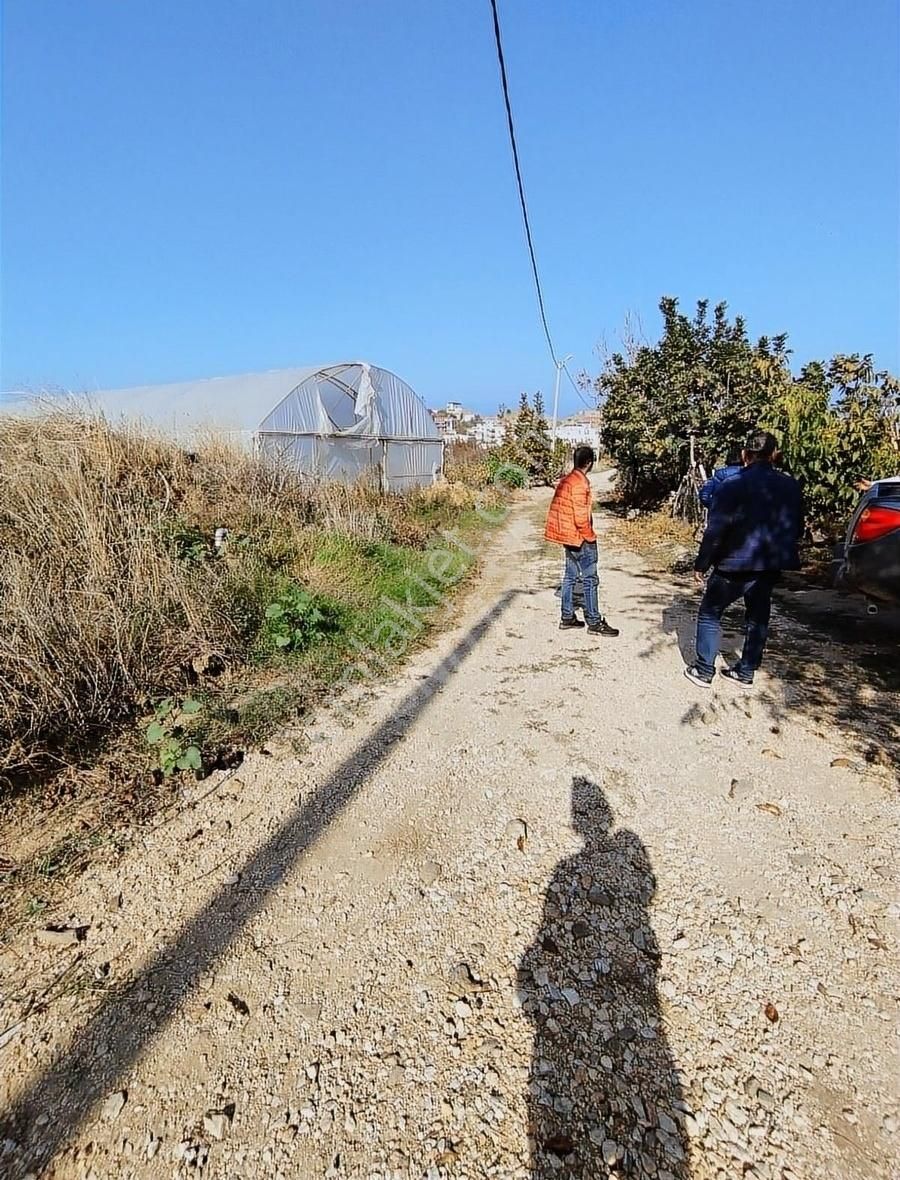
[{"left": 544, "top": 469, "right": 596, "bottom": 546}]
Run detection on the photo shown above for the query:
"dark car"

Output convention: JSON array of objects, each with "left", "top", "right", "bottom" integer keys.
[{"left": 833, "top": 479, "right": 900, "bottom": 608}]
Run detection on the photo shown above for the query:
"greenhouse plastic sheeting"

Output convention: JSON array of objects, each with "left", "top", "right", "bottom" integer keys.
[
  {"left": 4, "top": 361, "right": 443, "bottom": 491},
  {"left": 259, "top": 363, "right": 438, "bottom": 443},
  {"left": 73, "top": 367, "right": 326, "bottom": 439},
  {"left": 257, "top": 433, "right": 384, "bottom": 482},
  {"left": 256, "top": 362, "right": 442, "bottom": 489},
  {"left": 383, "top": 440, "right": 444, "bottom": 490}
]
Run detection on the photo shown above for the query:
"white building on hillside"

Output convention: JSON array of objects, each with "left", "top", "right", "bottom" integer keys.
[
  {"left": 471, "top": 416, "right": 505, "bottom": 448},
  {"left": 443, "top": 400, "right": 476, "bottom": 423},
  {"left": 555, "top": 412, "right": 602, "bottom": 455}
]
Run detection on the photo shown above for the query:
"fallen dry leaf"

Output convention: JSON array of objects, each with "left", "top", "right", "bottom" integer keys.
[
  {"left": 761, "top": 748, "right": 783, "bottom": 760},
  {"left": 505, "top": 817, "right": 528, "bottom": 852},
  {"left": 756, "top": 802, "right": 783, "bottom": 817},
  {"left": 830, "top": 757, "right": 857, "bottom": 770}
]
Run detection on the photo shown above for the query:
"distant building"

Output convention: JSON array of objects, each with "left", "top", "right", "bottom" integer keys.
[
  {"left": 555, "top": 411, "right": 602, "bottom": 454},
  {"left": 428, "top": 413, "right": 457, "bottom": 445},
  {"left": 471, "top": 416, "right": 505, "bottom": 448},
  {"left": 430, "top": 401, "right": 482, "bottom": 445}
]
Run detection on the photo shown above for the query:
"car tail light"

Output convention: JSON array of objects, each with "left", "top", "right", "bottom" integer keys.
[{"left": 853, "top": 505, "right": 900, "bottom": 544}]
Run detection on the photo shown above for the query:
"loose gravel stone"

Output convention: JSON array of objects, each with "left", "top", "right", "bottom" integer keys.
[{"left": 101, "top": 1091, "right": 127, "bottom": 1122}]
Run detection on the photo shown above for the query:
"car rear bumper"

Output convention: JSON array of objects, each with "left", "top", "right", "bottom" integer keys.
[{"left": 836, "top": 539, "right": 900, "bottom": 607}]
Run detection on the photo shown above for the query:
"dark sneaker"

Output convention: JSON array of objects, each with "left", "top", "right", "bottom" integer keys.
[
  {"left": 559, "top": 617, "right": 585, "bottom": 630},
  {"left": 586, "top": 619, "right": 620, "bottom": 637},
  {"left": 721, "top": 666, "right": 754, "bottom": 686},
  {"left": 683, "top": 664, "right": 714, "bottom": 687}
]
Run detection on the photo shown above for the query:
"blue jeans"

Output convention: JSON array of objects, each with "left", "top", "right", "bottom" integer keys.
[
  {"left": 695, "top": 571, "right": 778, "bottom": 677},
  {"left": 561, "top": 541, "right": 601, "bottom": 626}
]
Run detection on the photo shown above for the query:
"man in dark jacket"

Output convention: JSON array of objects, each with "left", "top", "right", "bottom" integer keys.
[
  {"left": 699, "top": 447, "right": 743, "bottom": 508},
  {"left": 684, "top": 430, "right": 803, "bottom": 687}
]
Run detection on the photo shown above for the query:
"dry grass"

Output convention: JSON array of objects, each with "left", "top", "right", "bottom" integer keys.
[
  {"left": 607, "top": 507, "right": 698, "bottom": 570},
  {"left": 444, "top": 441, "right": 493, "bottom": 489},
  {"left": 2, "top": 414, "right": 204, "bottom": 780},
  {"left": 607, "top": 501, "right": 836, "bottom": 585},
  {"left": 0, "top": 410, "right": 497, "bottom": 787}
]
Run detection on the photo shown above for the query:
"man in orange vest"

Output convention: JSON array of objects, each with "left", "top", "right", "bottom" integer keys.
[{"left": 544, "top": 446, "right": 619, "bottom": 635}]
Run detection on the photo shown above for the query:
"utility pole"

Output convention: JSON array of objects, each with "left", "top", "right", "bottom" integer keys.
[{"left": 550, "top": 353, "right": 573, "bottom": 452}]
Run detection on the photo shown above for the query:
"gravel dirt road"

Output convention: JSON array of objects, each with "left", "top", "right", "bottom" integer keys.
[{"left": 2, "top": 477, "right": 897, "bottom": 1180}]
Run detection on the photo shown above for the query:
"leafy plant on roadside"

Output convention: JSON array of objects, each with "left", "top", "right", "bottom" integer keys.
[
  {"left": 599, "top": 298, "right": 772, "bottom": 503},
  {"left": 487, "top": 452, "right": 527, "bottom": 488},
  {"left": 144, "top": 696, "right": 203, "bottom": 775},
  {"left": 161, "top": 519, "right": 212, "bottom": 564},
  {"left": 263, "top": 584, "right": 341, "bottom": 653},
  {"left": 443, "top": 441, "right": 492, "bottom": 489}
]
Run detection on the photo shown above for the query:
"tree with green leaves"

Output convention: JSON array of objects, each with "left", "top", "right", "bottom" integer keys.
[
  {"left": 599, "top": 297, "right": 773, "bottom": 503},
  {"left": 761, "top": 354, "right": 899, "bottom": 523},
  {"left": 513, "top": 391, "right": 535, "bottom": 446},
  {"left": 496, "top": 392, "right": 554, "bottom": 486},
  {"left": 599, "top": 297, "right": 899, "bottom": 528},
  {"left": 527, "top": 391, "right": 554, "bottom": 484}
]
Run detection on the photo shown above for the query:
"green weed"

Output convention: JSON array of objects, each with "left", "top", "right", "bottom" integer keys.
[
  {"left": 161, "top": 518, "right": 212, "bottom": 563},
  {"left": 144, "top": 696, "right": 203, "bottom": 776},
  {"left": 263, "top": 584, "right": 343, "bottom": 653}
]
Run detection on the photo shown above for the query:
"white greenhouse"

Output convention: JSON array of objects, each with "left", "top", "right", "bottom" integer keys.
[{"left": 8, "top": 362, "right": 444, "bottom": 491}]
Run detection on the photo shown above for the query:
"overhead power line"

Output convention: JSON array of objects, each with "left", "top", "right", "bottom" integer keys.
[
  {"left": 488, "top": 0, "right": 595, "bottom": 414},
  {"left": 488, "top": 0, "right": 557, "bottom": 363},
  {"left": 563, "top": 361, "right": 595, "bottom": 410}
]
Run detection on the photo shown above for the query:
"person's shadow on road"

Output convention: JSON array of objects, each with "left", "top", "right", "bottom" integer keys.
[{"left": 518, "top": 777, "right": 691, "bottom": 1178}]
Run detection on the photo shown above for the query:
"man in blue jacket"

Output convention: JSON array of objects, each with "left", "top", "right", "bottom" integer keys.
[
  {"left": 699, "top": 447, "right": 743, "bottom": 508},
  {"left": 685, "top": 430, "right": 803, "bottom": 687}
]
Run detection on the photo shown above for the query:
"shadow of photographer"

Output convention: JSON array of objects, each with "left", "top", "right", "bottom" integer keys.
[{"left": 518, "top": 776, "right": 691, "bottom": 1178}]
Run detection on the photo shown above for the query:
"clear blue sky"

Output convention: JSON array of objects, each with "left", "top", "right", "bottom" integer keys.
[{"left": 2, "top": 0, "right": 898, "bottom": 414}]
